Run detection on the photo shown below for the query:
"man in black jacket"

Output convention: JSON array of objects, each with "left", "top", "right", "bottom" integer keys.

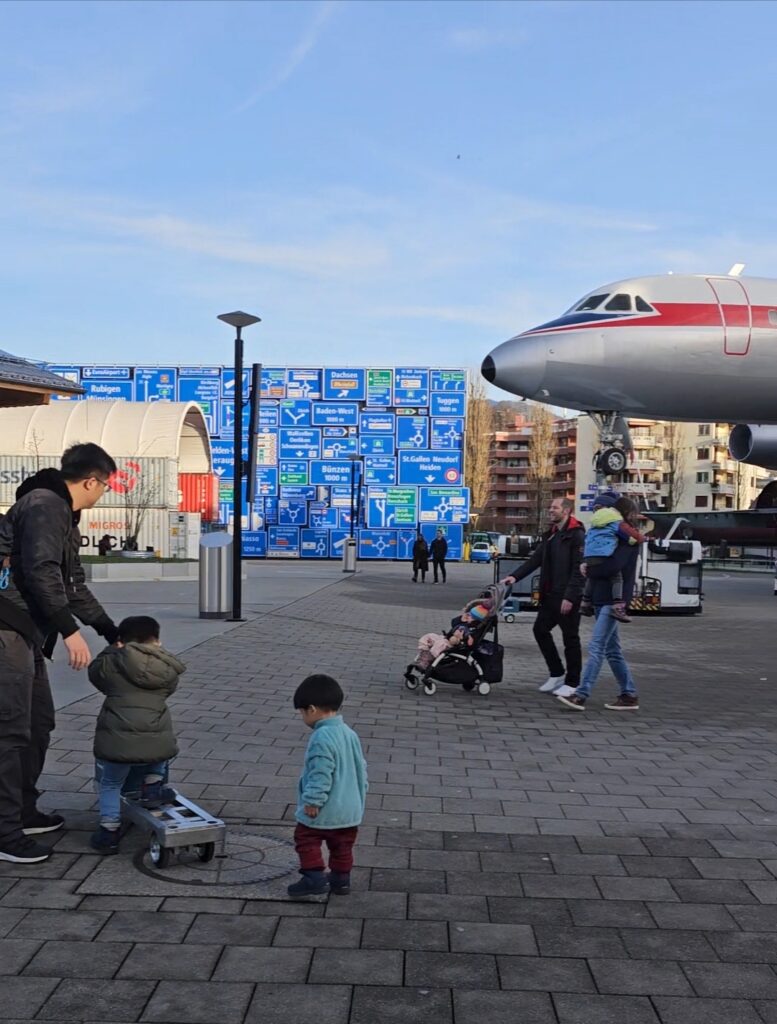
[
  {"left": 505, "top": 497, "right": 585, "bottom": 698},
  {"left": 0, "top": 443, "right": 120, "bottom": 863},
  {"left": 430, "top": 529, "right": 448, "bottom": 583}
]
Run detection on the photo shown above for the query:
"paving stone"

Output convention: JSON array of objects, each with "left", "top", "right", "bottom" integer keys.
[
  {"left": 569, "top": 900, "right": 656, "bottom": 929},
  {"left": 453, "top": 990, "right": 556, "bottom": 1024},
  {"left": 682, "top": 961, "right": 777, "bottom": 997},
  {"left": 0, "top": 879, "right": 82, "bottom": 909},
  {"left": 497, "top": 955, "right": 596, "bottom": 992},
  {"left": 587, "top": 957, "right": 693, "bottom": 995},
  {"left": 621, "top": 857, "right": 699, "bottom": 879},
  {"left": 24, "top": 940, "right": 131, "bottom": 978},
  {"left": 446, "top": 871, "right": 524, "bottom": 896},
  {"left": 521, "top": 874, "right": 601, "bottom": 900},
  {"left": 652, "top": 997, "right": 764, "bottom": 1024},
  {"left": 244, "top": 983, "right": 352, "bottom": 1024},
  {"left": 140, "top": 980, "right": 254, "bottom": 1023},
  {"left": 212, "top": 945, "right": 311, "bottom": 982},
  {"left": 449, "top": 921, "right": 536, "bottom": 956},
  {"left": 728, "top": 904, "right": 777, "bottom": 930},
  {"left": 553, "top": 992, "right": 660, "bottom": 1023},
  {"left": 95, "top": 911, "right": 195, "bottom": 944},
  {"left": 9, "top": 908, "right": 110, "bottom": 940},
  {"left": 118, "top": 942, "right": 222, "bottom": 980},
  {"left": 490, "top": 897, "right": 572, "bottom": 926},
  {"left": 534, "top": 925, "right": 626, "bottom": 958},
  {"left": 670, "top": 878, "right": 757, "bottom": 903},
  {"left": 273, "top": 916, "right": 363, "bottom": 948},
  {"left": 0, "top": 908, "right": 26, "bottom": 938},
  {"left": 361, "top": 919, "right": 448, "bottom": 951},
  {"left": 309, "top": 947, "right": 403, "bottom": 985},
  {"left": 691, "top": 857, "right": 772, "bottom": 879},
  {"left": 184, "top": 913, "right": 277, "bottom": 945},
  {"left": 0, "top": 977, "right": 59, "bottom": 1019},
  {"left": 370, "top": 868, "right": 446, "bottom": 893},
  {"left": 37, "top": 978, "right": 155, "bottom": 1021},
  {"left": 350, "top": 986, "right": 452, "bottom": 1024},
  {"left": 708, "top": 931, "right": 777, "bottom": 963},
  {"left": 597, "top": 876, "right": 679, "bottom": 902},
  {"left": 405, "top": 950, "right": 498, "bottom": 989},
  {"left": 647, "top": 902, "right": 738, "bottom": 931},
  {"left": 619, "top": 928, "right": 718, "bottom": 962},
  {"left": 409, "top": 893, "right": 489, "bottom": 921}
]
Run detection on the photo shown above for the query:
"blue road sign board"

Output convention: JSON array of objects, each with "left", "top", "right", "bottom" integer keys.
[
  {"left": 398, "top": 450, "right": 462, "bottom": 485},
  {"left": 268, "top": 526, "right": 300, "bottom": 558},
  {"left": 261, "top": 368, "right": 286, "bottom": 399},
  {"left": 359, "top": 411, "right": 395, "bottom": 434},
  {"left": 310, "top": 460, "right": 354, "bottom": 486},
  {"left": 82, "top": 379, "right": 134, "bottom": 401},
  {"left": 279, "top": 460, "right": 308, "bottom": 485},
  {"left": 329, "top": 529, "right": 349, "bottom": 557},
  {"left": 358, "top": 529, "right": 398, "bottom": 559},
  {"left": 278, "top": 500, "right": 308, "bottom": 527},
  {"left": 396, "top": 528, "right": 417, "bottom": 561},
  {"left": 222, "top": 368, "right": 250, "bottom": 399},
  {"left": 418, "top": 486, "right": 470, "bottom": 524},
  {"left": 331, "top": 487, "right": 355, "bottom": 509},
  {"left": 279, "top": 428, "right": 321, "bottom": 460},
  {"left": 431, "top": 369, "right": 466, "bottom": 391},
  {"left": 256, "top": 467, "right": 279, "bottom": 496},
  {"left": 211, "top": 440, "right": 236, "bottom": 479},
  {"left": 309, "top": 506, "right": 339, "bottom": 529},
  {"left": 366, "top": 368, "right": 392, "bottom": 407},
  {"left": 220, "top": 401, "right": 250, "bottom": 438},
  {"left": 264, "top": 496, "right": 278, "bottom": 523},
  {"left": 366, "top": 486, "right": 417, "bottom": 528},
  {"left": 421, "top": 523, "right": 463, "bottom": 560},
  {"left": 135, "top": 367, "right": 177, "bottom": 402},
  {"left": 280, "top": 486, "right": 317, "bottom": 501},
  {"left": 322, "top": 436, "right": 358, "bottom": 459},
  {"left": 396, "top": 416, "right": 429, "bottom": 449},
  {"left": 431, "top": 391, "right": 466, "bottom": 417},
  {"left": 178, "top": 374, "right": 220, "bottom": 433},
  {"left": 259, "top": 401, "right": 279, "bottom": 427},
  {"left": 81, "top": 366, "right": 131, "bottom": 379},
  {"left": 279, "top": 400, "right": 311, "bottom": 426},
  {"left": 311, "top": 402, "right": 359, "bottom": 426},
  {"left": 323, "top": 368, "right": 366, "bottom": 401},
  {"left": 286, "top": 368, "right": 322, "bottom": 399},
  {"left": 301, "top": 529, "right": 330, "bottom": 558},
  {"left": 393, "top": 367, "right": 429, "bottom": 406},
  {"left": 242, "top": 531, "right": 267, "bottom": 558},
  {"left": 364, "top": 456, "right": 397, "bottom": 485},
  {"left": 359, "top": 434, "right": 393, "bottom": 455},
  {"left": 431, "top": 417, "right": 465, "bottom": 449},
  {"left": 47, "top": 365, "right": 82, "bottom": 400}
]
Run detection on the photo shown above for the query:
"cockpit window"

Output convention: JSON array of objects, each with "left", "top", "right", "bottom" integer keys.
[
  {"left": 605, "top": 293, "right": 632, "bottom": 311},
  {"left": 575, "top": 293, "right": 608, "bottom": 311},
  {"left": 635, "top": 296, "right": 653, "bottom": 313}
]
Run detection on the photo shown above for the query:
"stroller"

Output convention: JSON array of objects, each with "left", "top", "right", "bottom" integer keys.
[{"left": 403, "top": 580, "right": 511, "bottom": 697}]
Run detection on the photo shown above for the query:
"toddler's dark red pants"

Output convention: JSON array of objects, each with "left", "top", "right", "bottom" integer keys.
[{"left": 294, "top": 823, "right": 358, "bottom": 872}]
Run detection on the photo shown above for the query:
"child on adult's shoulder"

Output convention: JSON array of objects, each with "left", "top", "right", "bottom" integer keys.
[
  {"left": 88, "top": 615, "right": 185, "bottom": 855},
  {"left": 289, "top": 674, "right": 368, "bottom": 899},
  {"left": 580, "top": 494, "right": 651, "bottom": 622}
]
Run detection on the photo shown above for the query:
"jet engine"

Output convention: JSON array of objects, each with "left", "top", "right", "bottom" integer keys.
[{"left": 728, "top": 424, "right": 777, "bottom": 471}]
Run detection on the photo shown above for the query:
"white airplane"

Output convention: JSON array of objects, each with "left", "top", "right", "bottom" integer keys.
[{"left": 482, "top": 268, "right": 777, "bottom": 470}]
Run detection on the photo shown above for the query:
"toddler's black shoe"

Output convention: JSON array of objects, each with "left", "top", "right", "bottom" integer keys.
[
  {"left": 328, "top": 871, "right": 351, "bottom": 895},
  {"left": 90, "top": 827, "right": 120, "bottom": 855},
  {"left": 287, "top": 870, "right": 328, "bottom": 899}
]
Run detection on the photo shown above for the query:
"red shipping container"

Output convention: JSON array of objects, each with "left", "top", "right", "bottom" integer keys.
[{"left": 178, "top": 473, "right": 218, "bottom": 521}]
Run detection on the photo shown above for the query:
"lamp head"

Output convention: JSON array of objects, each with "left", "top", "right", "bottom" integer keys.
[{"left": 217, "top": 311, "right": 261, "bottom": 329}]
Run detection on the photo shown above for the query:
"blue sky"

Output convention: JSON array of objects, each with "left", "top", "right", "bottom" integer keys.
[{"left": 2, "top": 0, "right": 776, "bottom": 372}]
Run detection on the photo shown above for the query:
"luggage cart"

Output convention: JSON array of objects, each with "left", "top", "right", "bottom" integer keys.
[{"left": 121, "top": 789, "right": 227, "bottom": 869}]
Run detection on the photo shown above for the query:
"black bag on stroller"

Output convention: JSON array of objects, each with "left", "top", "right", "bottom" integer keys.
[{"left": 473, "top": 639, "right": 504, "bottom": 683}]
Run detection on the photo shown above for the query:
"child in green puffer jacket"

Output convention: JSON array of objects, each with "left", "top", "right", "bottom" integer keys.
[{"left": 87, "top": 616, "right": 185, "bottom": 855}]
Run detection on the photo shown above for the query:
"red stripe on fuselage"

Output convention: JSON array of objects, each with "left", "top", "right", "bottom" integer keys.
[{"left": 521, "top": 302, "right": 777, "bottom": 337}]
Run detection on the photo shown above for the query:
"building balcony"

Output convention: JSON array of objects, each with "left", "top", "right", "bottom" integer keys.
[
  {"left": 631, "top": 435, "right": 656, "bottom": 447},
  {"left": 711, "top": 482, "right": 735, "bottom": 496},
  {"left": 631, "top": 458, "right": 658, "bottom": 470}
]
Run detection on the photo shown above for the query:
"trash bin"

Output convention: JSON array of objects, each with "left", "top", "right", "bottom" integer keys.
[
  {"left": 342, "top": 536, "right": 357, "bottom": 573},
  {"left": 199, "top": 532, "right": 232, "bottom": 619}
]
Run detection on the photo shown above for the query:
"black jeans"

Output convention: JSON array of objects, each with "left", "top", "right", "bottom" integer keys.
[
  {"left": 0, "top": 629, "right": 55, "bottom": 843},
  {"left": 532, "top": 596, "right": 582, "bottom": 685},
  {"left": 432, "top": 558, "right": 447, "bottom": 582}
]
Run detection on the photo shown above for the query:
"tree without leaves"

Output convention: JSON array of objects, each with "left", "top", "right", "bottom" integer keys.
[
  {"left": 465, "top": 372, "right": 494, "bottom": 522},
  {"left": 662, "top": 421, "right": 686, "bottom": 513},
  {"left": 528, "top": 403, "right": 555, "bottom": 534}
]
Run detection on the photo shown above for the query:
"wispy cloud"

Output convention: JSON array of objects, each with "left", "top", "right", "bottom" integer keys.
[
  {"left": 445, "top": 27, "right": 528, "bottom": 52},
  {"left": 236, "top": 1, "right": 341, "bottom": 111}
]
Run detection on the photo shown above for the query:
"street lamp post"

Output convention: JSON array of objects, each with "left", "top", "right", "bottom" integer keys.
[{"left": 217, "top": 310, "right": 261, "bottom": 621}]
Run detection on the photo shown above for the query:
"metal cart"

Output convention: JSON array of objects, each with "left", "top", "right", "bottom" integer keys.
[{"left": 121, "top": 789, "right": 227, "bottom": 869}]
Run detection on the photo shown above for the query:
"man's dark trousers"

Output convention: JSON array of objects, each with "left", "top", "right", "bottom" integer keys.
[
  {"left": 433, "top": 558, "right": 446, "bottom": 583},
  {"left": 532, "top": 596, "right": 581, "bottom": 685},
  {"left": 0, "top": 629, "right": 55, "bottom": 842}
]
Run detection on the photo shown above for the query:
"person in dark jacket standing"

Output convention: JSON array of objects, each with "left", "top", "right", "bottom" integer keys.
[
  {"left": 0, "top": 444, "right": 119, "bottom": 864},
  {"left": 412, "top": 533, "right": 429, "bottom": 583},
  {"left": 430, "top": 529, "right": 448, "bottom": 584},
  {"left": 504, "top": 496, "right": 585, "bottom": 698}
]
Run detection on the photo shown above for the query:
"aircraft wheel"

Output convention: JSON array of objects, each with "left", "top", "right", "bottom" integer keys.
[
  {"left": 423, "top": 681, "right": 437, "bottom": 696},
  {"left": 598, "top": 447, "right": 627, "bottom": 475},
  {"left": 477, "top": 681, "right": 491, "bottom": 696}
]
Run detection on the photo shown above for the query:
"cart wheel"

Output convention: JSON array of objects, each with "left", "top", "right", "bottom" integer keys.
[
  {"left": 149, "top": 835, "right": 172, "bottom": 868},
  {"left": 504, "top": 614, "right": 515, "bottom": 623},
  {"left": 477, "top": 681, "right": 491, "bottom": 696},
  {"left": 405, "top": 675, "right": 419, "bottom": 690},
  {"left": 423, "top": 681, "right": 437, "bottom": 696},
  {"left": 197, "top": 842, "right": 216, "bottom": 863},
  {"left": 462, "top": 681, "right": 476, "bottom": 691}
]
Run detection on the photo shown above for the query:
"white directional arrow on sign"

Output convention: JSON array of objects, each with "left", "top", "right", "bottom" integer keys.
[
  {"left": 214, "top": 467, "right": 225, "bottom": 477},
  {"left": 425, "top": 474, "right": 435, "bottom": 482},
  {"left": 338, "top": 390, "right": 349, "bottom": 398}
]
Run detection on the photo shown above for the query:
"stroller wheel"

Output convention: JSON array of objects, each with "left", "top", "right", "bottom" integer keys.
[
  {"left": 423, "top": 681, "right": 437, "bottom": 696},
  {"left": 477, "top": 681, "right": 491, "bottom": 696},
  {"left": 404, "top": 673, "right": 419, "bottom": 690},
  {"left": 462, "top": 681, "right": 476, "bottom": 691}
]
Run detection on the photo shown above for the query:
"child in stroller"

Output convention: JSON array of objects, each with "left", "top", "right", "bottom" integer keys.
[{"left": 404, "top": 580, "right": 512, "bottom": 697}]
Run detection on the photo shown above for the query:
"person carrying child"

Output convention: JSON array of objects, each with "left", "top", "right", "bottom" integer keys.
[
  {"left": 289, "top": 674, "right": 368, "bottom": 899},
  {"left": 414, "top": 600, "right": 492, "bottom": 670},
  {"left": 88, "top": 616, "right": 185, "bottom": 854},
  {"left": 579, "top": 491, "right": 651, "bottom": 622}
]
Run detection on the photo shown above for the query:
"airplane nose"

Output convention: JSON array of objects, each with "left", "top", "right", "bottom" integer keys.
[{"left": 481, "top": 336, "right": 547, "bottom": 399}]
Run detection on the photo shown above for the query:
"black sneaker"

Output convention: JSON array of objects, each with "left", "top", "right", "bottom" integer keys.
[
  {"left": 287, "top": 870, "right": 328, "bottom": 899},
  {"left": 22, "top": 811, "right": 65, "bottom": 835},
  {"left": 90, "top": 827, "right": 120, "bottom": 855},
  {"left": 328, "top": 871, "right": 351, "bottom": 895},
  {"left": 0, "top": 835, "right": 51, "bottom": 863},
  {"left": 604, "top": 694, "right": 640, "bottom": 711},
  {"left": 557, "top": 693, "right": 586, "bottom": 711}
]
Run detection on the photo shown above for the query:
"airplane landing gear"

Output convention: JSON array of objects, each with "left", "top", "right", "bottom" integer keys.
[{"left": 590, "top": 412, "right": 632, "bottom": 485}]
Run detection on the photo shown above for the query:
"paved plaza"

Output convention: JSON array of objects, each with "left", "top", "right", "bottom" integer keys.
[{"left": 2, "top": 562, "right": 777, "bottom": 1023}]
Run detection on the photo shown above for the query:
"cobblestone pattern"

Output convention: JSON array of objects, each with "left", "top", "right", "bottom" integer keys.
[{"left": 1, "top": 565, "right": 777, "bottom": 1023}]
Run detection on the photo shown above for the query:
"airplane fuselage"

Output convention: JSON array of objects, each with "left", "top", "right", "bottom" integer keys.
[{"left": 482, "top": 274, "right": 777, "bottom": 422}]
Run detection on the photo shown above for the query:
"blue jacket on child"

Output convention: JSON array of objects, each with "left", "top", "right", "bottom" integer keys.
[
  {"left": 296, "top": 716, "right": 368, "bottom": 830},
  {"left": 584, "top": 507, "right": 637, "bottom": 559}
]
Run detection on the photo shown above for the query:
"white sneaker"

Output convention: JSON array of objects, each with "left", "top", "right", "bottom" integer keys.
[
  {"left": 554, "top": 684, "right": 578, "bottom": 698},
  {"left": 539, "top": 675, "right": 566, "bottom": 693}
]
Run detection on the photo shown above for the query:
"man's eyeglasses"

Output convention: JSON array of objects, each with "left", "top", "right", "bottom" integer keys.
[{"left": 90, "top": 476, "right": 112, "bottom": 491}]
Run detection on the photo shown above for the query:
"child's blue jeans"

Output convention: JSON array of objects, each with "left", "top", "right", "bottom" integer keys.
[{"left": 95, "top": 759, "right": 167, "bottom": 827}]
